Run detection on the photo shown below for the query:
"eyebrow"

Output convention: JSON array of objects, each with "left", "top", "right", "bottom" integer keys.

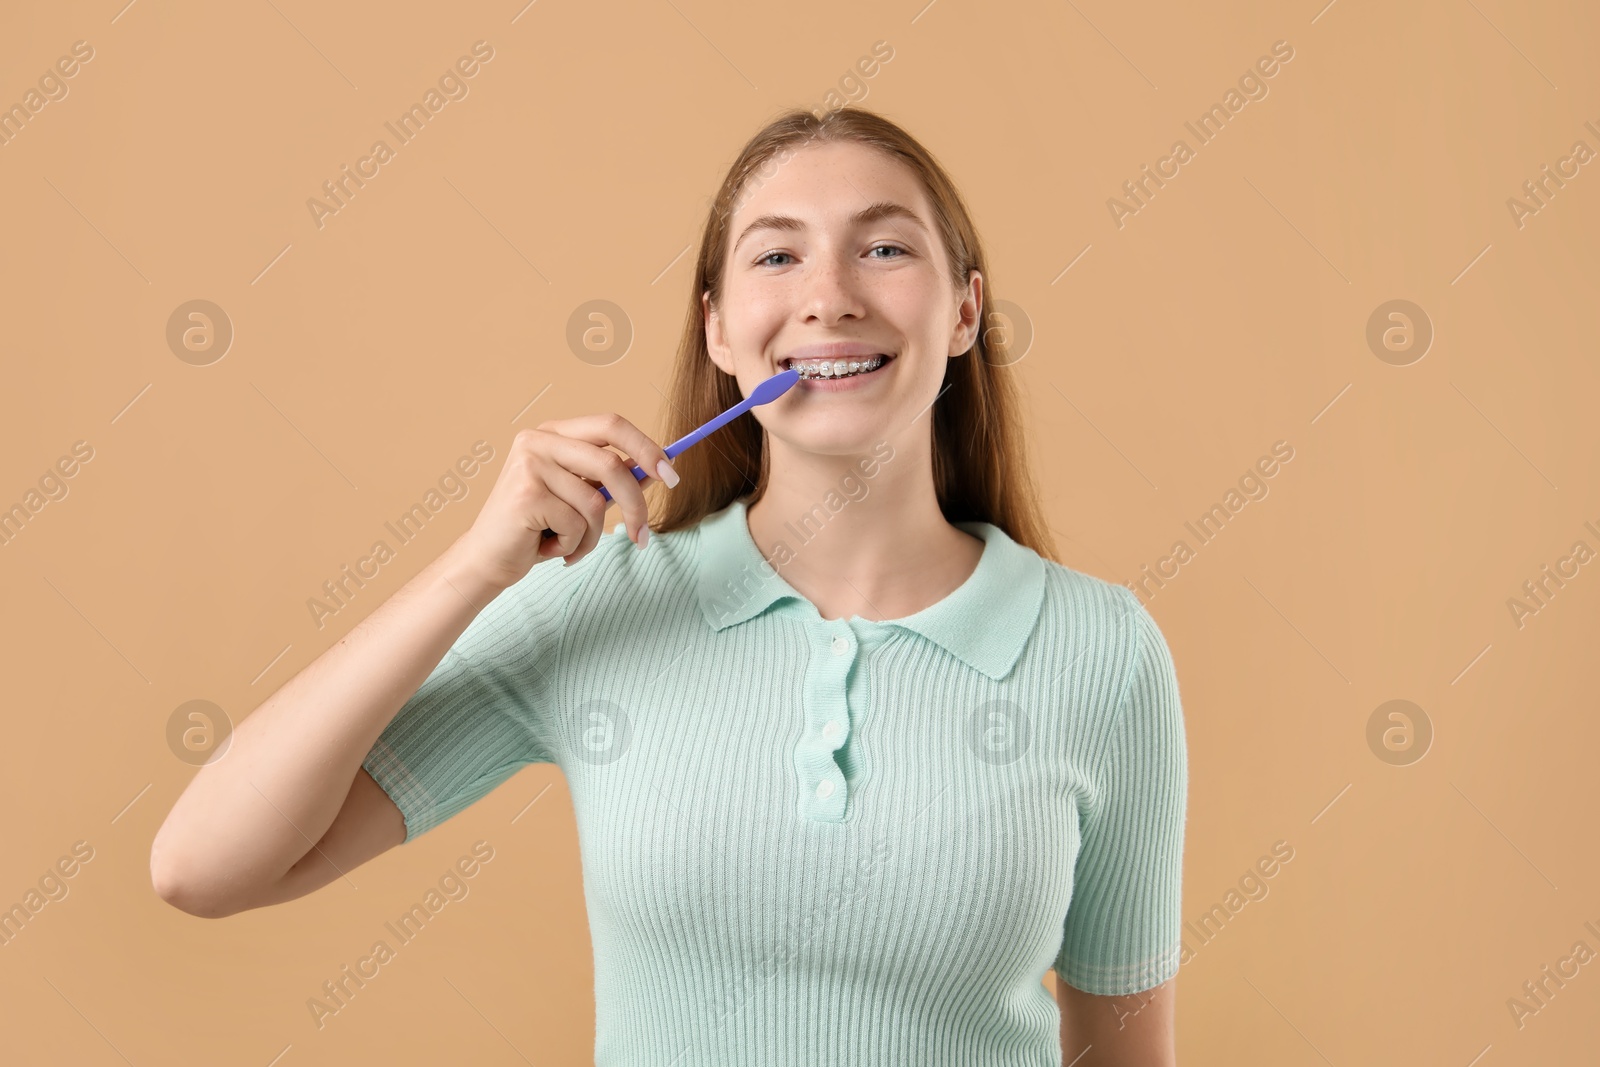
[{"left": 732, "top": 201, "right": 928, "bottom": 252}]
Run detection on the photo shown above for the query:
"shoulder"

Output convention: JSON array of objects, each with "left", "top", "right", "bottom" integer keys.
[
  {"left": 1028, "top": 561, "right": 1184, "bottom": 788},
  {"left": 543, "top": 519, "right": 706, "bottom": 618},
  {"left": 1029, "top": 558, "right": 1172, "bottom": 713},
  {"left": 1035, "top": 557, "right": 1147, "bottom": 642}
]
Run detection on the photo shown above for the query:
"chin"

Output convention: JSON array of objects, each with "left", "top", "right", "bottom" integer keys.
[{"left": 769, "top": 421, "right": 895, "bottom": 458}]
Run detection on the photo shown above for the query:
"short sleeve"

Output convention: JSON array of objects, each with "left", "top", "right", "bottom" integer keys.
[
  {"left": 1053, "top": 589, "right": 1188, "bottom": 995},
  {"left": 361, "top": 553, "right": 591, "bottom": 843}
]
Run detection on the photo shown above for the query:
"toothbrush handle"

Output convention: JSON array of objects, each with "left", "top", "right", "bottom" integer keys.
[
  {"left": 531, "top": 368, "right": 792, "bottom": 546},
  {"left": 538, "top": 438, "right": 695, "bottom": 541}
]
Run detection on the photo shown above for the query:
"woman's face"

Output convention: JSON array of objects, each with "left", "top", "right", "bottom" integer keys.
[{"left": 704, "top": 140, "right": 982, "bottom": 458}]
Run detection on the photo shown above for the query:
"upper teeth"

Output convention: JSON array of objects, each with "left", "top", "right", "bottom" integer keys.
[{"left": 788, "top": 355, "right": 886, "bottom": 378}]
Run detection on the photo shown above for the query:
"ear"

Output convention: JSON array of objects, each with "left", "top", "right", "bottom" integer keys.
[
  {"left": 948, "top": 269, "right": 983, "bottom": 358},
  {"left": 703, "top": 290, "right": 734, "bottom": 375}
]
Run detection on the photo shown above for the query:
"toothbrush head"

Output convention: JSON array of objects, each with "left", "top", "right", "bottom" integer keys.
[{"left": 748, "top": 367, "right": 800, "bottom": 406}]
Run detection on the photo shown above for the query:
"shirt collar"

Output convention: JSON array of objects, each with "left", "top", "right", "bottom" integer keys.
[{"left": 695, "top": 497, "right": 1046, "bottom": 680}]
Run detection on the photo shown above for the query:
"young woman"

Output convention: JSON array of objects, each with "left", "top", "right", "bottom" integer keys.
[{"left": 151, "top": 106, "right": 1187, "bottom": 1066}]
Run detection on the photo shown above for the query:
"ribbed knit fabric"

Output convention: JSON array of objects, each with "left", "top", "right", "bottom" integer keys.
[{"left": 361, "top": 496, "right": 1187, "bottom": 1066}]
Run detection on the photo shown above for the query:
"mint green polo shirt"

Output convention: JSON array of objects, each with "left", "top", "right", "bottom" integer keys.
[{"left": 362, "top": 496, "right": 1187, "bottom": 1065}]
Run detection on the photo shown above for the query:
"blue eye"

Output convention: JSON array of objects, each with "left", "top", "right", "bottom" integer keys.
[{"left": 755, "top": 245, "right": 906, "bottom": 267}]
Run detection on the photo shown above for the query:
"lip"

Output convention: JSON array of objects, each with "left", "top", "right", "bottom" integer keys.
[{"left": 779, "top": 342, "right": 896, "bottom": 369}]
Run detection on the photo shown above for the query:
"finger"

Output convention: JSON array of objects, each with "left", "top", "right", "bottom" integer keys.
[
  {"left": 531, "top": 481, "right": 588, "bottom": 561},
  {"left": 542, "top": 435, "right": 655, "bottom": 545},
  {"left": 538, "top": 413, "right": 677, "bottom": 498},
  {"left": 539, "top": 464, "right": 611, "bottom": 561}
]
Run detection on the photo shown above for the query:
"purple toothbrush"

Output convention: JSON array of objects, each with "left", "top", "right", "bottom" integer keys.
[{"left": 540, "top": 366, "right": 801, "bottom": 540}]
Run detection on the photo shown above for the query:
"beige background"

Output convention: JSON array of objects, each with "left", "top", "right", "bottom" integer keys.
[{"left": 2, "top": 0, "right": 1597, "bottom": 1063}]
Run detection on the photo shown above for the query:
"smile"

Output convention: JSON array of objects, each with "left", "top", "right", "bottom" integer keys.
[{"left": 781, "top": 354, "right": 895, "bottom": 380}]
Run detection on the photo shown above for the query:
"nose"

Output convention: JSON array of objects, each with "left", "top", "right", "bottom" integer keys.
[{"left": 799, "top": 248, "right": 866, "bottom": 325}]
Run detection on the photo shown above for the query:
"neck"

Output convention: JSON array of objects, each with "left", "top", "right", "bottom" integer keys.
[{"left": 744, "top": 437, "right": 981, "bottom": 622}]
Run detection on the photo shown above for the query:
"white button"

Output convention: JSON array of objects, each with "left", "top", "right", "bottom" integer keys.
[
  {"left": 815, "top": 779, "right": 835, "bottom": 799},
  {"left": 822, "top": 719, "right": 843, "bottom": 741},
  {"left": 831, "top": 636, "right": 849, "bottom": 655}
]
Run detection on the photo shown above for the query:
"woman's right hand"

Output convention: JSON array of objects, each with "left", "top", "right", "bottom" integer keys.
[{"left": 450, "top": 414, "right": 679, "bottom": 594}]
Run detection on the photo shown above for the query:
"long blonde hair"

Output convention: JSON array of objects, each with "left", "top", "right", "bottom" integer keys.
[{"left": 648, "top": 105, "right": 1058, "bottom": 563}]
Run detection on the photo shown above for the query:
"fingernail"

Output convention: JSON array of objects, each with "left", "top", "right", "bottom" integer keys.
[
  {"left": 636, "top": 525, "right": 650, "bottom": 550},
  {"left": 656, "top": 459, "right": 680, "bottom": 488}
]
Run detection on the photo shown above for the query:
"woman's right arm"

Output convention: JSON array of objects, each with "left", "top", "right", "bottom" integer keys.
[
  {"left": 149, "top": 538, "right": 504, "bottom": 918},
  {"left": 149, "top": 418, "right": 677, "bottom": 918}
]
